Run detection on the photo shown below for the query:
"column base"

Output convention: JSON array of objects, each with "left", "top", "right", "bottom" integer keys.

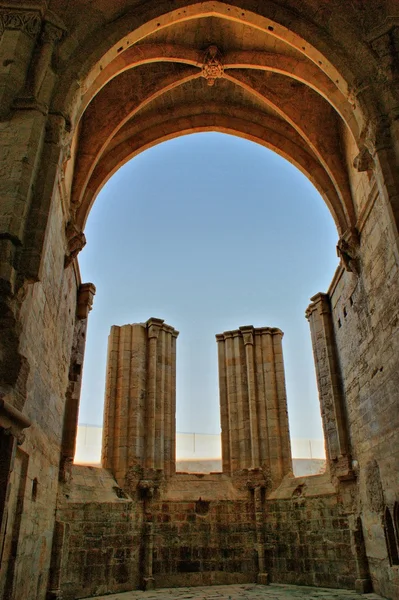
[
  {"left": 143, "top": 577, "right": 155, "bottom": 590},
  {"left": 257, "top": 572, "right": 269, "bottom": 585},
  {"left": 355, "top": 578, "right": 373, "bottom": 594}
]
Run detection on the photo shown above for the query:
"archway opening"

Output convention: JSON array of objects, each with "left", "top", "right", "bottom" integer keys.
[{"left": 74, "top": 132, "right": 338, "bottom": 475}]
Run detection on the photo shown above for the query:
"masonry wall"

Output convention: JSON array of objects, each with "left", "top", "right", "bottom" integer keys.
[
  {"left": 327, "top": 186, "right": 399, "bottom": 599},
  {"left": 264, "top": 495, "right": 356, "bottom": 588},
  {"left": 0, "top": 183, "right": 79, "bottom": 600},
  {"left": 53, "top": 468, "right": 362, "bottom": 598}
]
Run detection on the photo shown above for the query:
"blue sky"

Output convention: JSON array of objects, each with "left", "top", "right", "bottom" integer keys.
[{"left": 78, "top": 132, "right": 339, "bottom": 441}]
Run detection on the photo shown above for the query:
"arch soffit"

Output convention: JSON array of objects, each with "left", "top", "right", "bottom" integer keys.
[
  {"left": 72, "top": 64, "right": 355, "bottom": 227},
  {"left": 77, "top": 110, "right": 348, "bottom": 235},
  {"left": 77, "top": 43, "right": 357, "bottom": 136},
  {"left": 53, "top": 1, "right": 378, "bottom": 138},
  {"left": 61, "top": 1, "right": 372, "bottom": 238}
]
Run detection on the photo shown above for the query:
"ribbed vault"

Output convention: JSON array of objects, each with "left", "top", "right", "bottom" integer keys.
[{"left": 63, "top": 4, "right": 369, "bottom": 235}]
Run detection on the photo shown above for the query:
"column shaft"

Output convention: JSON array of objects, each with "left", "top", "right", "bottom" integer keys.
[
  {"left": 217, "top": 335, "right": 231, "bottom": 474},
  {"left": 146, "top": 335, "right": 158, "bottom": 471},
  {"left": 225, "top": 334, "right": 239, "bottom": 472}
]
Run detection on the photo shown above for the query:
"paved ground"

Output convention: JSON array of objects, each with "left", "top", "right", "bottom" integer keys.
[{"left": 84, "top": 583, "right": 384, "bottom": 600}]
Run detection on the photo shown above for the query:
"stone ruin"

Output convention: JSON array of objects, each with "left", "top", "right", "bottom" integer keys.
[
  {"left": 1, "top": 1, "right": 399, "bottom": 599},
  {"left": 46, "top": 317, "right": 366, "bottom": 598}
]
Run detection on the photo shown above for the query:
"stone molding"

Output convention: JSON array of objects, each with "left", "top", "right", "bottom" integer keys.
[
  {"left": 0, "top": 9, "right": 41, "bottom": 39},
  {"left": 216, "top": 326, "right": 283, "bottom": 342}
]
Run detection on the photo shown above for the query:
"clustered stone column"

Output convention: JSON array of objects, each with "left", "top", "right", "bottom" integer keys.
[
  {"left": 306, "top": 293, "right": 353, "bottom": 480},
  {"left": 216, "top": 326, "right": 292, "bottom": 487},
  {"left": 102, "top": 318, "right": 178, "bottom": 490}
]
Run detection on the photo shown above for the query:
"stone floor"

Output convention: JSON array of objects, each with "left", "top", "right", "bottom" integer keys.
[{"left": 84, "top": 583, "right": 384, "bottom": 600}]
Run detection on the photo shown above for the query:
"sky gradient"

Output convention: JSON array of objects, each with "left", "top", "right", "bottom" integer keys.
[{"left": 78, "top": 133, "right": 339, "bottom": 442}]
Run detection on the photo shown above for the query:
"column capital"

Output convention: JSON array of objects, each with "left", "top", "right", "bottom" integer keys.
[
  {"left": 76, "top": 282, "right": 96, "bottom": 319},
  {"left": 0, "top": 8, "right": 41, "bottom": 39},
  {"left": 146, "top": 317, "right": 164, "bottom": 339},
  {"left": 41, "top": 19, "right": 63, "bottom": 45},
  {"left": 240, "top": 325, "right": 254, "bottom": 346},
  {"left": 162, "top": 323, "right": 179, "bottom": 338}
]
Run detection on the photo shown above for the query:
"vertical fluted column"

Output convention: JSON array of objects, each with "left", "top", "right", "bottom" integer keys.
[
  {"left": 216, "top": 334, "right": 231, "bottom": 474},
  {"left": 146, "top": 318, "right": 163, "bottom": 470},
  {"left": 156, "top": 328, "right": 166, "bottom": 471},
  {"left": 102, "top": 318, "right": 178, "bottom": 489},
  {"left": 254, "top": 330, "right": 268, "bottom": 470},
  {"left": 271, "top": 330, "right": 292, "bottom": 480},
  {"left": 234, "top": 331, "right": 248, "bottom": 469},
  {"left": 163, "top": 327, "right": 172, "bottom": 478},
  {"left": 225, "top": 332, "right": 239, "bottom": 472},
  {"left": 306, "top": 293, "right": 353, "bottom": 480},
  {"left": 216, "top": 325, "right": 292, "bottom": 488},
  {"left": 241, "top": 327, "right": 260, "bottom": 468},
  {"left": 170, "top": 330, "right": 178, "bottom": 475}
]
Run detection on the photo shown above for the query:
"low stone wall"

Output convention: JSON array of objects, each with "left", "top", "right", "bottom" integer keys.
[{"left": 51, "top": 467, "right": 359, "bottom": 598}]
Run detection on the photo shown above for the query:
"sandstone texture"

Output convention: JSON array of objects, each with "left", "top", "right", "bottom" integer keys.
[{"left": 0, "top": 1, "right": 399, "bottom": 600}]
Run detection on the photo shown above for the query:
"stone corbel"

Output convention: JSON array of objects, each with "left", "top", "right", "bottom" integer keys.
[
  {"left": 337, "top": 227, "right": 360, "bottom": 274},
  {"left": 353, "top": 146, "right": 373, "bottom": 173},
  {"left": 364, "top": 115, "right": 393, "bottom": 155},
  {"left": 64, "top": 221, "right": 86, "bottom": 267},
  {"left": 76, "top": 283, "right": 96, "bottom": 320},
  {"left": 0, "top": 395, "right": 31, "bottom": 444}
]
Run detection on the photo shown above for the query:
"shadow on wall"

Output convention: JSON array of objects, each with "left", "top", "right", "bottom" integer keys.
[{"left": 74, "top": 425, "right": 325, "bottom": 476}]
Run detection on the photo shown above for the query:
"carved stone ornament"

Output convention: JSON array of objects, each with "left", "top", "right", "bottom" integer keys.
[
  {"left": 0, "top": 10, "right": 41, "bottom": 39},
  {"left": 202, "top": 45, "right": 224, "bottom": 86},
  {"left": 337, "top": 227, "right": 360, "bottom": 274},
  {"left": 353, "top": 146, "right": 373, "bottom": 172},
  {"left": 41, "top": 20, "right": 63, "bottom": 45},
  {"left": 76, "top": 283, "right": 96, "bottom": 320},
  {"left": 64, "top": 221, "right": 86, "bottom": 267}
]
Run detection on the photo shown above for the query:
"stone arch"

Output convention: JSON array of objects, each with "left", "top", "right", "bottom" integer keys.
[
  {"left": 1, "top": 3, "right": 399, "bottom": 598},
  {"left": 51, "top": 0, "right": 383, "bottom": 133},
  {"left": 76, "top": 115, "right": 348, "bottom": 233},
  {"left": 48, "top": 0, "right": 378, "bottom": 249}
]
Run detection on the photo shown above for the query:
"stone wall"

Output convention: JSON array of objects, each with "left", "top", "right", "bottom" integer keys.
[
  {"left": 52, "top": 467, "right": 363, "bottom": 598},
  {"left": 326, "top": 187, "right": 399, "bottom": 599},
  {"left": 1, "top": 2, "right": 399, "bottom": 600},
  {"left": 264, "top": 477, "right": 357, "bottom": 589}
]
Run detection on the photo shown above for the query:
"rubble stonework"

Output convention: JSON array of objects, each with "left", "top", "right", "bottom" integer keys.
[{"left": 0, "top": 1, "right": 399, "bottom": 599}]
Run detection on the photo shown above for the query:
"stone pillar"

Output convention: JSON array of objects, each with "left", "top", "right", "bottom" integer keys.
[
  {"left": 59, "top": 283, "right": 96, "bottom": 482},
  {"left": 102, "top": 318, "right": 178, "bottom": 490},
  {"left": 216, "top": 326, "right": 292, "bottom": 487},
  {"left": 306, "top": 293, "right": 353, "bottom": 480}
]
